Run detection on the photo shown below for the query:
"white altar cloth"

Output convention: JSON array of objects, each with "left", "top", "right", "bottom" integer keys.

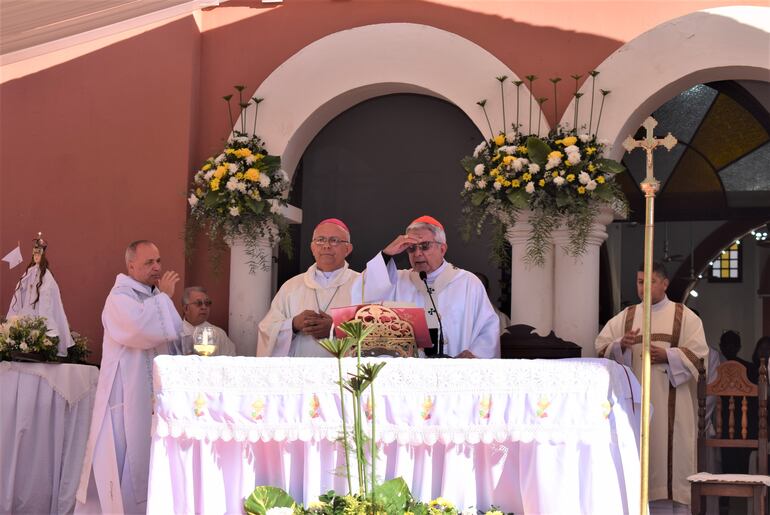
[
  {"left": 149, "top": 356, "right": 641, "bottom": 514},
  {"left": 0, "top": 361, "right": 99, "bottom": 514}
]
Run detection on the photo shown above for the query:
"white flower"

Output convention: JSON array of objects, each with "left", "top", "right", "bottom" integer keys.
[
  {"left": 19, "top": 342, "right": 29, "bottom": 352},
  {"left": 567, "top": 152, "right": 581, "bottom": 165},
  {"left": 234, "top": 136, "right": 249, "bottom": 143},
  {"left": 579, "top": 171, "right": 591, "bottom": 185},
  {"left": 545, "top": 156, "right": 561, "bottom": 170},
  {"left": 564, "top": 145, "right": 579, "bottom": 155},
  {"left": 493, "top": 181, "right": 502, "bottom": 190},
  {"left": 525, "top": 181, "right": 535, "bottom": 193},
  {"left": 258, "top": 175, "right": 271, "bottom": 188},
  {"left": 269, "top": 200, "right": 281, "bottom": 213},
  {"left": 229, "top": 206, "right": 240, "bottom": 217},
  {"left": 528, "top": 163, "right": 540, "bottom": 174},
  {"left": 501, "top": 145, "right": 516, "bottom": 155},
  {"left": 236, "top": 182, "right": 248, "bottom": 193},
  {"left": 265, "top": 508, "right": 294, "bottom": 515},
  {"left": 579, "top": 133, "right": 591, "bottom": 143},
  {"left": 553, "top": 176, "right": 566, "bottom": 186},
  {"left": 204, "top": 170, "right": 215, "bottom": 181},
  {"left": 462, "top": 508, "right": 478, "bottom": 515},
  {"left": 278, "top": 169, "right": 289, "bottom": 182},
  {"left": 227, "top": 163, "right": 238, "bottom": 174},
  {"left": 598, "top": 138, "right": 610, "bottom": 146},
  {"left": 245, "top": 155, "right": 256, "bottom": 165},
  {"left": 214, "top": 153, "right": 225, "bottom": 164},
  {"left": 44, "top": 339, "right": 53, "bottom": 347},
  {"left": 188, "top": 194, "right": 199, "bottom": 208},
  {"left": 464, "top": 181, "right": 473, "bottom": 190},
  {"left": 505, "top": 131, "right": 518, "bottom": 143},
  {"left": 473, "top": 141, "right": 487, "bottom": 158},
  {"left": 512, "top": 158, "right": 528, "bottom": 172},
  {"left": 586, "top": 179, "right": 597, "bottom": 191},
  {"left": 226, "top": 177, "right": 239, "bottom": 191},
  {"left": 474, "top": 164, "right": 485, "bottom": 176},
  {"left": 477, "top": 179, "right": 488, "bottom": 189}
]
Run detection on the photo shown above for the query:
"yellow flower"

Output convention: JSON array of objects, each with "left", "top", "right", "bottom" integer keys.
[
  {"left": 235, "top": 172, "right": 243, "bottom": 180},
  {"left": 493, "top": 134, "right": 505, "bottom": 146},
  {"left": 565, "top": 160, "right": 572, "bottom": 167},
  {"left": 588, "top": 163, "right": 596, "bottom": 172},
  {"left": 597, "top": 175, "right": 606, "bottom": 184},
  {"left": 502, "top": 155, "right": 515, "bottom": 165},
  {"left": 562, "top": 136, "right": 577, "bottom": 146},
  {"left": 210, "top": 178, "right": 220, "bottom": 191},
  {"left": 566, "top": 174, "right": 575, "bottom": 182},
  {"left": 586, "top": 146, "right": 597, "bottom": 155},
  {"left": 552, "top": 171, "right": 559, "bottom": 177},
  {"left": 503, "top": 180, "right": 511, "bottom": 187},
  {"left": 490, "top": 168, "right": 499, "bottom": 177},
  {"left": 214, "top": 165, "right": 227, "bottom": 179},
  {"left": 496, "top": 176, "right": 505, "bottom": 183},
  {"left": 253, "top": 153, "right": 264, "bottom": 160},
  {"left": 511, "top": 179, "right": 520, "bottom": 188},
  {"left": 195, "top": 188, "right": 203, "bottom": 197},
  {"left": 245, "top": 168, "right": 260, "bottom": 182},
  {"left": 548, "top": 150, "right": 563, "bottom": 159},
  {"left": 578, "top": 186, "right": 586, "bottom": 194},
  {"left": 485, "top": 511, "right": 504, "bottom": 515},
  {"left": 225, "top": 148, "right": 235, "bottom": 155},
  {"left": 517, "top": 145, "right": 528, "bottom": 154},
  {"left": 522, "top": 172, "right": 531, "bottom": 182},
  {"left": 234, "top": 148, "right": 252, "bottom": 158},
  {"left": 538, "top": 179, "right": 545, "bottom": 187},
  {"left": 201, "top": 163, "right": 212, "bottom": 172}
]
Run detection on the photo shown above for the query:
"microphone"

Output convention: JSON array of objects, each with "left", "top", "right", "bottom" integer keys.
[{"left": 419, "top": 271, "right": 449, "bottom": 358}]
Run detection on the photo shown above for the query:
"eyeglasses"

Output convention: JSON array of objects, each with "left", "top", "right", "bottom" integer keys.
[
  {"left": 188, "top": 299, "right": 212, "bottom": 307},
  {"left": 311, "top": 236, "right": 349, "bottom": 247},
  {"left": 406, "top": 241, "right": 440, "bottom": 253}
]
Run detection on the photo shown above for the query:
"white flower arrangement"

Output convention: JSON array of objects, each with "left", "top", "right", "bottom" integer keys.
[
  {"left": 461, "top": 74, "right": 628, "bottom": 266},
  {"left": 0, "top": 316, "right": 59, "bottom": 362},
  {"left": 186, "top": 86, "right": 292, "bottom": 272}
]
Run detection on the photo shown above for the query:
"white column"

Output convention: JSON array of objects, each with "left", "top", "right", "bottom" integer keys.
[
  {"left": 506, "top": 210, "right": 554, "bottom": 336},
  {"left": 552, "top": 205, "right": 614, "bottom": 357},
  {"left": 228, "top": 237, "right": 273, "bottom": 356}
]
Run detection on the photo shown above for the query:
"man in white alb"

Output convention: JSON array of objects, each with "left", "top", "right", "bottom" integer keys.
[
  {"left": 76, "top": 240, "right": 183, "bottom": 514},
  {"left": 595, "top": 261, "right": 708, "bottom": 508},
  {"left": 181, "top": 286, "right": 236, "bottom": 356},
  {"left": 257, "top": 218, "right": 359, "bottom": 357},
  {"left": 358, "top": 215, "right": 499, "bottom": 358}
]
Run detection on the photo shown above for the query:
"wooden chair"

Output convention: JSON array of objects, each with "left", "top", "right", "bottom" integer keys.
[{"left": 688, "top": 359, "right": 770, "bottom": 515}]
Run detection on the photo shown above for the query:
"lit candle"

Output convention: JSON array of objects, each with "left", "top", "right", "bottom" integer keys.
[{"left": 202, "top": 329, "right": 210, "bottom": 346}]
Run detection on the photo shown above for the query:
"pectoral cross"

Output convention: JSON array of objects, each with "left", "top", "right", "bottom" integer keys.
[
  {"left": 622, "top": 115, "right": 677, "bottom": 515},
  {"left": 622, "top": 116, "right": 677, "bottom": 197}
]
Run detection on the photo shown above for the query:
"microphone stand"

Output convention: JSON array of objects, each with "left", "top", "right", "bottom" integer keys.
[{"left": 420, "top": 271, "right": 450, "bottom": 358}]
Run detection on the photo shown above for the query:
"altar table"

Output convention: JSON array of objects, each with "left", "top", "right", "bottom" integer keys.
[
  {"left": 0, "top": 361, "right": 99, "bottom": 514},
  {"left": 148, "top": 356, "right": 641, "bottom": 514}
]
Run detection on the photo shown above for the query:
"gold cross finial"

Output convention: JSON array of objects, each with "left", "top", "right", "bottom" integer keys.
[{"left": 622, "top": 116, "right": 678, "bottom": 196}]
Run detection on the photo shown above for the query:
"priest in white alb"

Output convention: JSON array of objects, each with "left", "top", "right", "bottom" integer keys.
[
  {"left": 356, "top": 215, "right": 499, "bottom": 358},
  {"left": 257, "top": 218, "right": 359, "bottom": 357},
  {"left": 595, "top": 261, "right": 708, "bottom": 508},
  {"left": 76, "top": 240, "right": 183, "bottom": 514},
  {"left": 181, "top": 286, "right": 236, "bottom": 356}
]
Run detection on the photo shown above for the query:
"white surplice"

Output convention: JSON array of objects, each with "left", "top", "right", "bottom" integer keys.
[
  {"left": 6, "top": 264, "right": 74, "bottom": 356},
  {"left": 76, "top": 273, "right": 182, "bottom": 514},
  {"left": 595, "top": 296, "right": 708, "bottom": 505},
  {"left": 354, "top": 254, "right": 500, "bottom": 358},
  {"left": 182, "top": 320, "right": 236, "bottom": 356},
  {"left": 257, "top": 262, "right": 359, "bottom": 357}
]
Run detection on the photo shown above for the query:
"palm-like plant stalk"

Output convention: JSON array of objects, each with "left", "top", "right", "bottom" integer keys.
[
  {"left": 496, "top": 75, "right": 508, "bottom": 132},
  {"left": 596, "top": 90, "right": 611, "bottom": 136},
  {"left": 476, "top": 100, "right": 494, "bottom": 140},
  {"left": 536, "top": 97, "right": 548, "bottom": 136},
  {"left": 588, "top": 71, "right": 600, "bottom": 134},
  {"left": 525, "top": 75, "right": 537, "bottom": 133},
  {"left": 570, "top": 74, "right": 583, "bottom": 131},
  {"left": 512, "top": 80, "right": 523, "bottom": 131},
  {"left": 549, "top": 78, "right": 561, "bottom": 132},
  {"left": 251, "top": 97, "right": 263, "bottom": 137},
  {"left": 223, "top": 94, "right": 234, "bottom": 135}
]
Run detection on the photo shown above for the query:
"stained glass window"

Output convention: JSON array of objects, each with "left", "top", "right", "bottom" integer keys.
[{"left": 709, "top": 241, "right": 742, "bottom": 282}]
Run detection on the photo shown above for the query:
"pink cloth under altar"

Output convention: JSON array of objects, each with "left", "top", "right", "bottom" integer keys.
[{"left": 148, "top": 356, "right": 641, "bottom": 514}]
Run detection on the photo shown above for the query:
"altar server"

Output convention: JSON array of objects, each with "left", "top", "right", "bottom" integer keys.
[
  {"left": 76, "top": 240, "right": 182, "bottom": 514},
  {"left": 356, "top": 215, "right": 499, "bottom": 358},
  {"left": 595, "top": 261, "right": 708, "bottom": 507},
  {"left": 6, "top": 234, "right": 74, "bottom": 356},
  {"left": 257, "top": 218, "right": 359, "bottom": 357},
  {"left": 181, "top": 286, "right": 236, "bottom": 356}
]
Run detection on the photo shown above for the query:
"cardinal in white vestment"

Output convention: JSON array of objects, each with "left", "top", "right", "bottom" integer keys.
[
  {"left": 355, "top": 215, "right": 499, "bottom": 359},
  {"left": 181, "top": 286, "right": 236, "bottom": 355},
  {"left": 76, "top": 240, "right": 182, "bottom": 514},
  {"left": 257, "top": 218, "right": 360, "bottom": 357},
  {"left": 595, "top": 261, "right": 708, "bottom": 506},
  {"left": 6, "top": 235, "right": 74, "bottom": 356}
]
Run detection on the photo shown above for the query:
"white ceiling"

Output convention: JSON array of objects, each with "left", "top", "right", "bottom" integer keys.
[{"left": 0, "top": 0, "right": 214, "bottom": 56}]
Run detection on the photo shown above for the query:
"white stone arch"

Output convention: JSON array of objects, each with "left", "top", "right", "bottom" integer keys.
[
  {"left": 240, "top": 23, "right": 544, "bottom": 182},
  {"left": 564, "top": 6, "right": 770, "bottom": 159}
]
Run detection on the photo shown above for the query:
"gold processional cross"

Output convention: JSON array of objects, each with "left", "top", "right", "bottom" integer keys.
[{"left": 622, "top": 116, "right": 677, "bottom": 515}]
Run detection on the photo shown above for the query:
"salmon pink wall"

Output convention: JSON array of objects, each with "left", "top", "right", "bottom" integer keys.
[{"left": 2, "top": 1, "right": 764, "bottom": 360}]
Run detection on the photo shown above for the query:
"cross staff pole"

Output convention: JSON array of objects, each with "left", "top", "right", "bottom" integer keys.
[{"left": 622, "top": 116, "right": 677, "bottom": 515}]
